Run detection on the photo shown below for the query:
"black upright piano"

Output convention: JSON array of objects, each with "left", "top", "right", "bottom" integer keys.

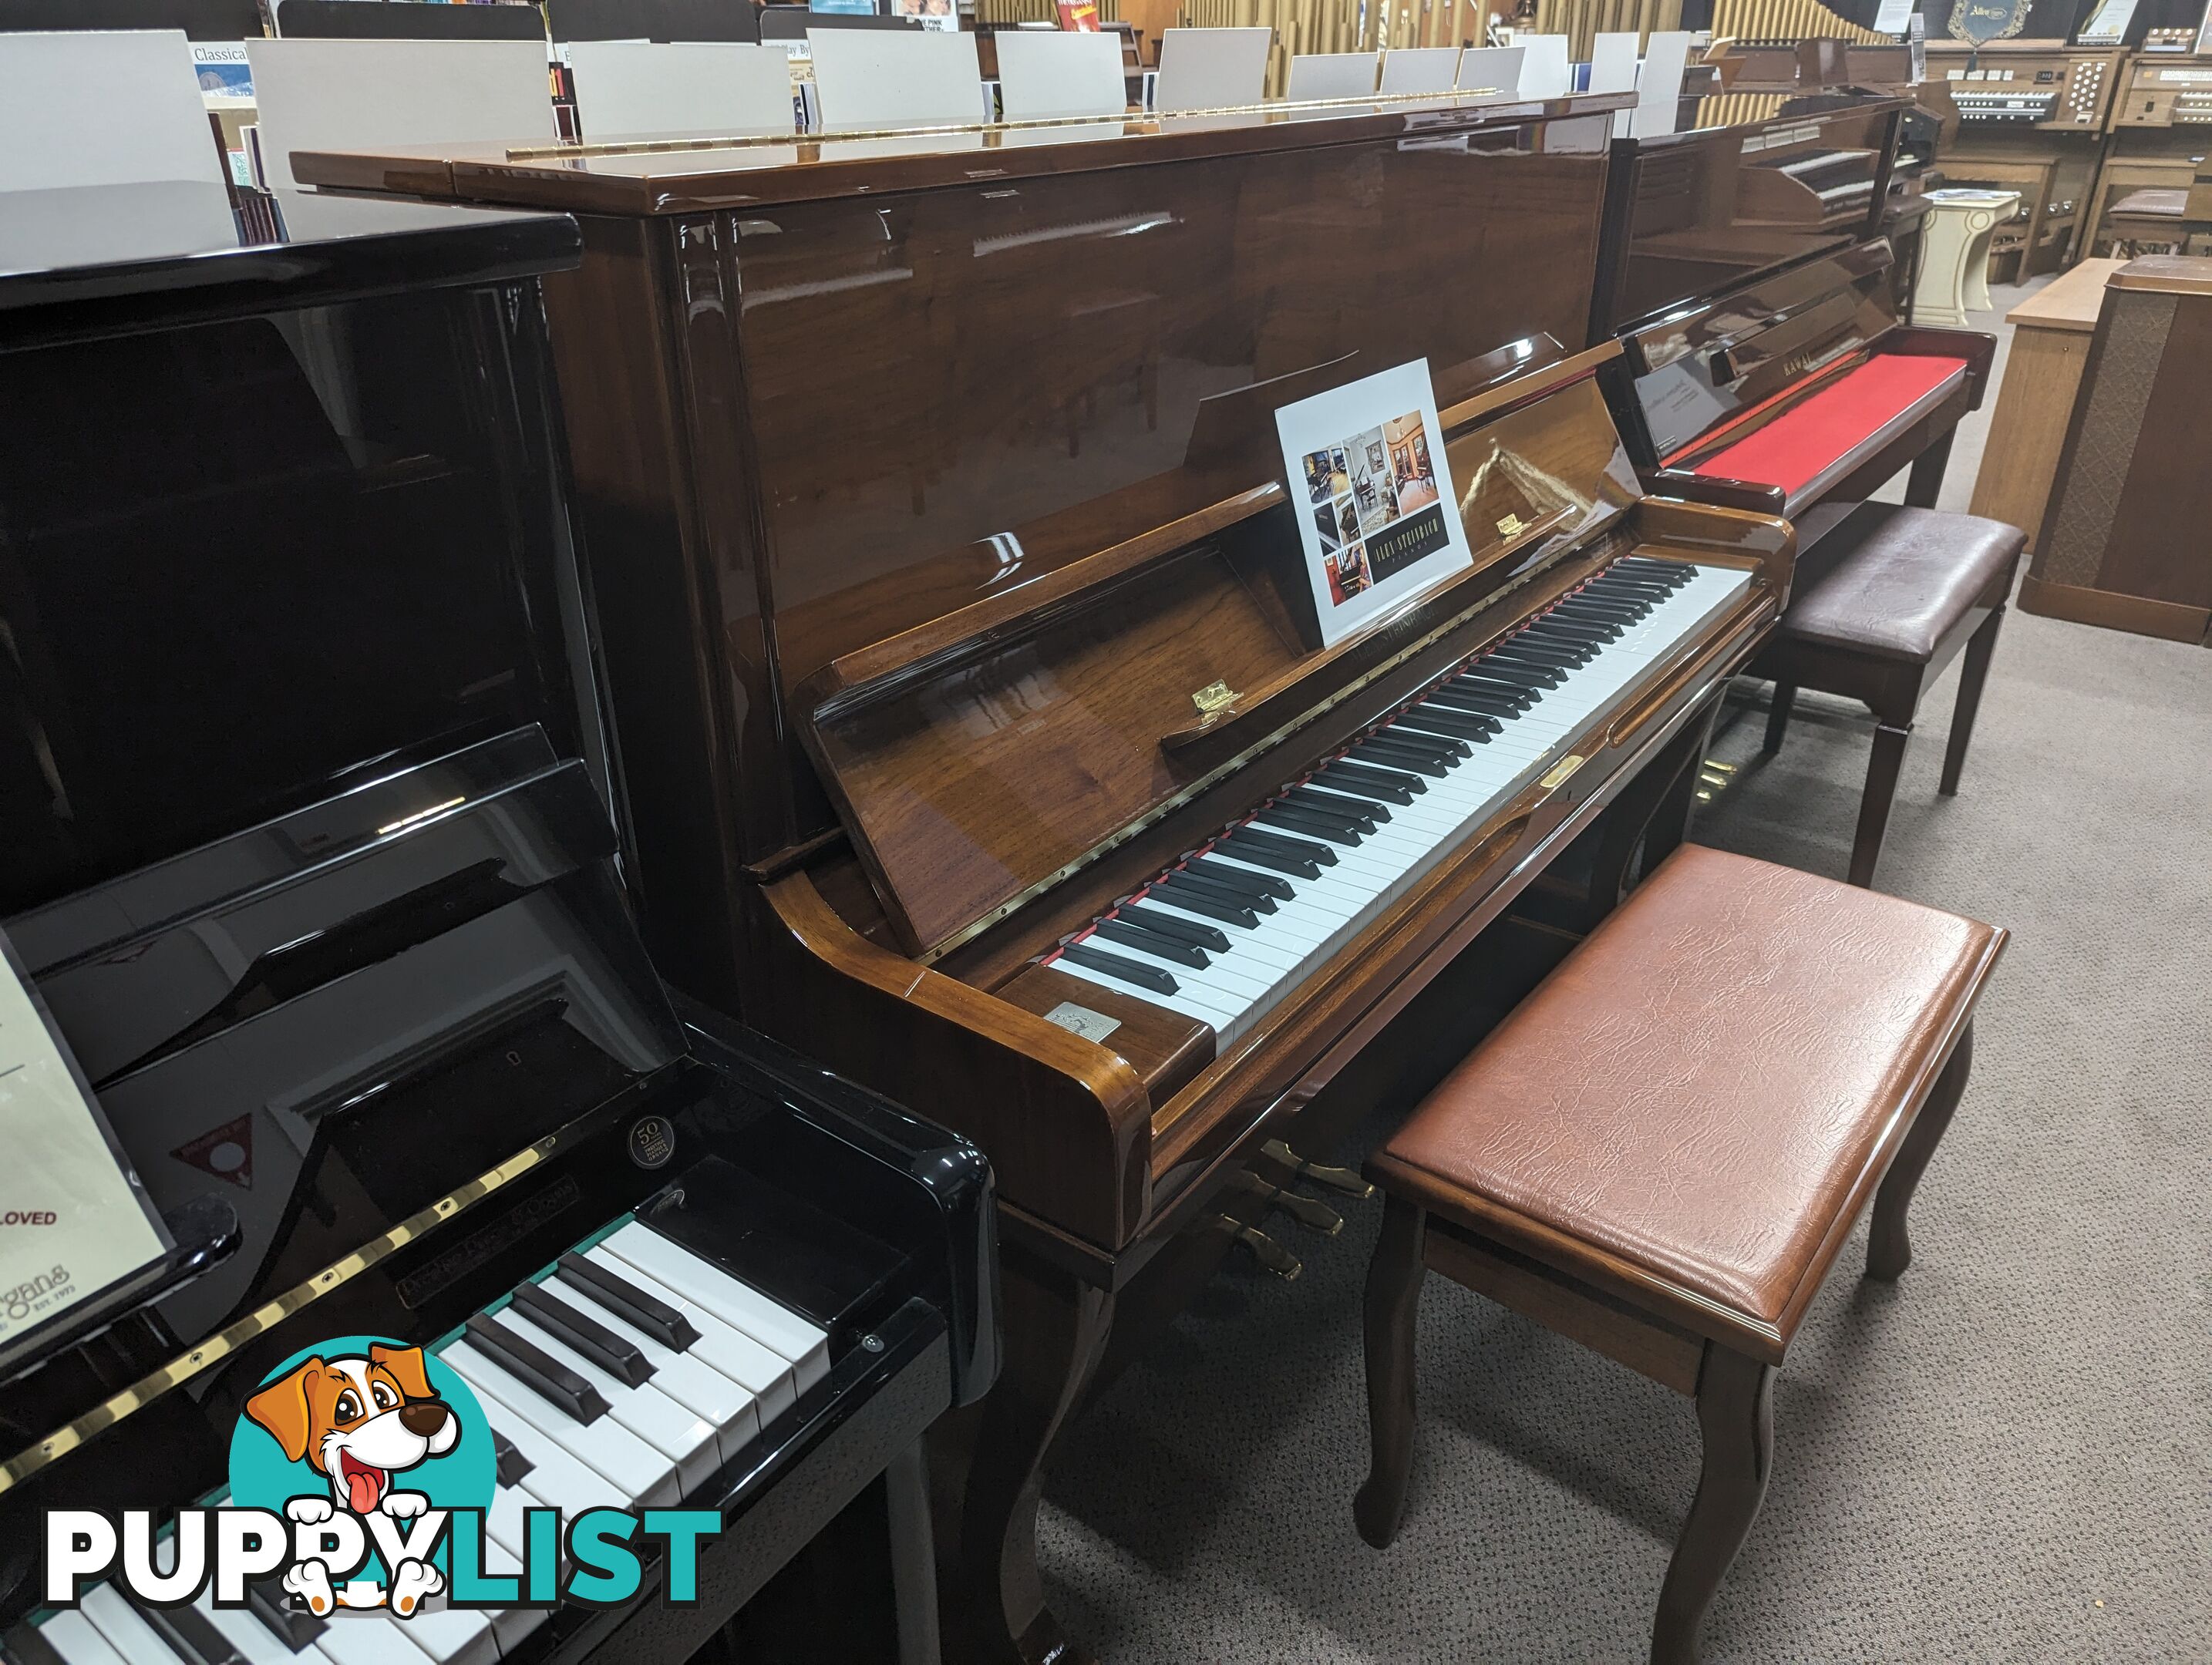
[
  {"left": 0, "top": 181, "right": 995, "bottom": 1665},
  {"left": 1591, "top": 96, "right": 1998, "bottom": 526}
]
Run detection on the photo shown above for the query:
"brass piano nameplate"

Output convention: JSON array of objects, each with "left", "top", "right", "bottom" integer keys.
[
  {"left": 0, "top": 1119, "right": 599, "bottom": 1495},
  {"left": 1497, "top": 512, "right": 1528, "bottom": 536},
  {"left": 1191, "top": 681, "right": 1240, "bottom": 716}
]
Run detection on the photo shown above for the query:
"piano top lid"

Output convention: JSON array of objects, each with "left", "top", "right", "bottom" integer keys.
[
  {"left": 0, "top": 181, "right": 580, "bottom": 348},
  {"left": 287, "top": 89, "right": 1638, "bottom": 214},
  {"left": 1635, "top": 90, "right": 1907, "bottom": 150}
]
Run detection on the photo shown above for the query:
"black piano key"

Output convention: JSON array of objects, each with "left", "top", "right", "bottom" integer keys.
[
  {"left": 1318, "top": 761, "right": 1423, "bottom": 801},
  {"left": 1443, "top": 674, "right": 1536, "bottom": 708},
  {"left": 557, "top": 1250, "right": 700, "bottom": 1351},
  {"left": 127, "top": 1592, "right": 246, "bottom": 1665},
  {"left": 1561, "top": 594, "right": 1648, "bottom": 620},
  {"left": 244, "top": 1579, "right": 325, "bottom": 1649},
  {"left": 1503, "top": 633, "right": 1595, "bottom": 664},
  {"left": 1150, "top": 876, "right": 1262, "bottom": 928},
  {"left": 1378, "top": 722, "right": 1471, "bottom": 758},
  {"left": 1619, "top": 556, "right": 1692, "bottom": 583},
  {"left": 510, "top": 1280, "right": 656, "bottom": 1388},
  {"left": 1059, "top": 941, "right": 1179, "bottom": 995},
  {"left": 1187, "top": 854, "right": 1295, "bottom": 899},
  {"left": 1219, "top": 832, "right": 1323, "bottom": 880},
  {"left": 1348, "top": 741, "right": 1453, "bottom": 779},
  {"left": 1119, "top": 903, "right": 1231, "bottom": 952},
  {"left": 1287, "top": 784, "right": 1384, "bottom": 826},
  {"left": 1475, "top": 653, "right": 1566, "bottom": 688},
  {"left": 1255, "top": 804, "right": 1364, "bottom": 846},
  {"left": 1265, "top": 793, "right": 1369, "bottom": 836},
  {"left": 3, "top": 1623, "right": 66, "bottom": 1665},
  {"left": 1162, "top": 866, "right": 1278, "bottom": 914},
  {"left": 1391, "top": 705, "right": 1499, "bottom": 742},
  {"left": 1587, "top": 579, "right": 1672, "bottom": 604},
  {"left": 1521, "top": 618, "right": 1615, "bottom": 646},
  {"left": 1428, "top": 691, "right": 1526, "bottom": 723},
  {"left": 1095, "top": 917, "right": 1210, "bottom": 967},
  {"left": 493, "top": 1427, "right": 535, "bottom": 1488},
  {"left": 467, "top": 1313, "right": 611, "bottom": 1425}
]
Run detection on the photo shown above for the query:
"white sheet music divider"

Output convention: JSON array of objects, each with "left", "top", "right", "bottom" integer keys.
[
  {"left": 1587, "top": 31, "right": 1639, "bottom": 135},
  {"left": 1284, "top": 50, "right": 1379, "bottom": 101},
  {"left": 565, "top": 40, "right": 796, "bottom": 138},
  {"left": 0, "top": 30, "right": 227, "bottom": 191},
  {"left": 1515, "top": 34, "right": 1571, "bottom": 97},
  {"left": 1630, "top": 30, "right": 1691, "bottom": 138},
  {"left": 1378, "top": 46, "right": 1459, "bottom": 95},
  {"left": 992, "top": 29, "right": 1126, "bottom": 121},
  {"left": 806, "top": 28, "right": 982, "bottom": 130},
  {"left": 244, "top": 39, "right": 554, "bottom": 191},
  {"left": 1153, "top": 27, "right": 1268, "bottom": 113},
  {"left": 1454, "top": 45, "right": 1523, "bottom": 94}
]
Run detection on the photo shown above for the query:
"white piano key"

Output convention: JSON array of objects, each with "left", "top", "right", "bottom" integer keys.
[
  {"left": 443, "top": 1340, "right": 675, "bottom": 1509},
  {"left": 486, "top": 1310, "right": 722, "bottom": 1492},
  {"left": 604, "top": 1225, "right": 830, "bottom": 1391},
  {"left": 191, "top": 1591, "right": 335, "bottom": 1665},
  {"left": 79, "top": 1587, "right": 195, "bottom": 1665},
  {"left": 1049, "top": 951, "right": 1241, "bottom": 1031},
  {"left": 581, "top": 1246, "right": 800, "bottom": 1421},
  {"left": 26, "top": 1612, "right": 134, "bottom": 1665},
  {"left": 525, "top": 1279, "right": 763, "bottom": 1455},
  {"left": 310, "top": 1613, "right": 436, "bottom": 1665}
]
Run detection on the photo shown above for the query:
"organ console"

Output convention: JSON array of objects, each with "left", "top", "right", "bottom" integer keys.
[
  {"left": 1591, "top": 96, "right": 1996, "bottom": 529},
  {"left": 2082, "top": 45, "right": 2212, "bottom": 257},
  {"left": 1922, "top": 39, "right": 2129, "bottom": 274},
  {"left": 0, "top": 180, "right": 995, "bottom": 1663},
  {"left": 291, "top": 89, "right": 1800, "bottom": 1662}
]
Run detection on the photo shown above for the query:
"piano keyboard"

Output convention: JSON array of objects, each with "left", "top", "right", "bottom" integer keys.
[
  {"left": 1045, "top": 557, "right": 1753, "bottom": 1050},
  {"left": 8, "top": 1224, "right": 829, "bottom": 1665}
]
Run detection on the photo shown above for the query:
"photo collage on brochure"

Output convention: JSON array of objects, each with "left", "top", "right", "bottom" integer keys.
[{"left": 1301, "top": 412, "right": 1443, "bottom": 607}]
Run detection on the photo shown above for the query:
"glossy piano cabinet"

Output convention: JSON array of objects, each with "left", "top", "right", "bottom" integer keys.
[{"left": 1588, "top": 98, "right": 1906, "bottom": 340}]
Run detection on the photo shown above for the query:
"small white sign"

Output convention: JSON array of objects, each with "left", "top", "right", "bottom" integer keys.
[
  {"left": 192, "top": 42, "right": 254, "bottom": 106},
  {"left": 2076, "top": 0, "right": 2136, "bottom": 43},
  {"left": 1277, "top": 361, "right": 1473, "bottom": 648},
  {"left": 0, "top": 930, "right": 169, "bottom": 1348},
  {"left": 1873, "top": 0, "right": 1914, "bottom": 35}
]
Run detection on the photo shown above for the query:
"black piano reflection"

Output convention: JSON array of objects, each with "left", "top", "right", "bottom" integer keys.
[
  {"left": 0, "top": 182, "right": 995, "bottom": 1665},
  {"left": 1590, "top": 97, "right": 1998, "bottom": 526}
]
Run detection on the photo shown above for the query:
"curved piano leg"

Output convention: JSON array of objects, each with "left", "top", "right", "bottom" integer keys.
[{"left": 945, "top": 1247, "right": 1115, "bottom": 1665}]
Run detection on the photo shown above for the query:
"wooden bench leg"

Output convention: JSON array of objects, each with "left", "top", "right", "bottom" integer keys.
[
  {"left": 1938, "top": 606, "right": 2005, "bottom": 797},
  {"left": 1355, "top": 1193, "right": 1428, "bottom": 1550},
  {"left": 1848, "top": 722, "right": 1911, "bottom": 888},
  {"left": 1651, "top": 1347, "right": 1776, "bottom": 1665},
  {"left": 1903, "top": 430, "right": 1955, "bottom": 510},
  {"left": 1762, "top": 682, "right": 1796, "bottom": 756},
  {"left": 1868, "top": 1022, "right": 1975, "bottom": 1280}
]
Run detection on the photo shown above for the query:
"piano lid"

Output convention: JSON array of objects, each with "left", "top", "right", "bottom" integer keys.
[
  {"left": 0, "top": 182, "right": 578, "bottom": 346},
  {"left": 287, "top": 89, "right": 1639, "bottom": 213}
]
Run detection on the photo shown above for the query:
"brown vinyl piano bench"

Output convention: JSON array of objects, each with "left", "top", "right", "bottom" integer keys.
[
  {"left": 1352, "top": 846, "right": 2006, "bottom": 1665},
  {"left": 1755, "top": 503, "right": 2026, "bottom": 888}
]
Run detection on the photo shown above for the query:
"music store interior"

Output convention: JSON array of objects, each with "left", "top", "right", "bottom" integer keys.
[{"left": 0, "top": 0, "right": 2206, "bottom": 1659}]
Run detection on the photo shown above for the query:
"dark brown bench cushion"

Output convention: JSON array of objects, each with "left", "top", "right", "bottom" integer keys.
[
  {"left": 1370, "top": 846, "right": 2005, "bottom": 1355},
  {"left": 1770, "top": 503, "right": 2024, "bottom": 664}
]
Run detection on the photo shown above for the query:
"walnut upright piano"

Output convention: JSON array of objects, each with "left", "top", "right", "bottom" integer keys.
[{"left": 298, "top": 94, "right": 1797, "bottom": 1663}]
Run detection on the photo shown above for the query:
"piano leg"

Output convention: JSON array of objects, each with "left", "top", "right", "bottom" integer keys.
[
  {"left": 942, "top": 1249, "right": 1115, "bottom": 1664},
  {"left": 1903, "top": 432, "right": 1955, "bottom": 511},
  {"left": 887, "top": 1440, "right": 943, "bottom": 1665},
  {"left": 1763, "top": 683, "right": 1796, "bottom": 756},
  {"left": 1849, "top": 721, "right": 1914, "bottom": 889}
]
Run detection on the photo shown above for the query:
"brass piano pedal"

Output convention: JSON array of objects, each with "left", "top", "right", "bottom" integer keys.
[
  {"left": 1220, "top": 1216, "right": 1301, "bottom": 1280},
  {"left": 1262, "top": 1139, "right": 1376, "bottom": 1201},
  {"left": 1229, "top": 1172, "right": 1344, "bottom": 1236}
]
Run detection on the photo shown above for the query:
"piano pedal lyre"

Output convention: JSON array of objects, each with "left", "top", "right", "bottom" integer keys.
[
  {"left": 1229, "top": 1171, "right": 1343, "bottom": 1236},
  {"left": 1217, "top": 1215, "right": 1303, "bottom": 1280},
  {"left": 1261, "top": 1139, "right": 1376, "bottom": 1202}
]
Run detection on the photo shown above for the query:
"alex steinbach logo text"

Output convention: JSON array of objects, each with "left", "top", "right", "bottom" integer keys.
[{"left": 44, "top": 1337, "right": 719, "bottom": 1618}]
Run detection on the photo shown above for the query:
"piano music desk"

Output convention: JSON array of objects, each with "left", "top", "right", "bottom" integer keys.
[{"left": 1967, "top": 256, "right": 2124, "bottom": 554}]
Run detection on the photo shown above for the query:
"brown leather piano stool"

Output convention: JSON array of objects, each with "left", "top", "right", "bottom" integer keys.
[
  {"left": 1755, "top": 503, "right": 2027, "bottom": 888},
  {"left": 1353, "top": 846, "right": 2006, "bottom": 1665}
]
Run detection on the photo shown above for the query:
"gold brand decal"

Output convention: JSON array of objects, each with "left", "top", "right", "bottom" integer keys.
[
  {"left": 1191, "top": 681, "right": 1238, "bottom": 716},
  {"left": 1497, "top": 513, "right": 1527, "bottom": 537}
]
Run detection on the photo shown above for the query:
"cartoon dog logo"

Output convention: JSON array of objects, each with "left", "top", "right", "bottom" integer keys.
[{"left": 243, "top": 1343, "right": 458, "bottom": 1616}]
